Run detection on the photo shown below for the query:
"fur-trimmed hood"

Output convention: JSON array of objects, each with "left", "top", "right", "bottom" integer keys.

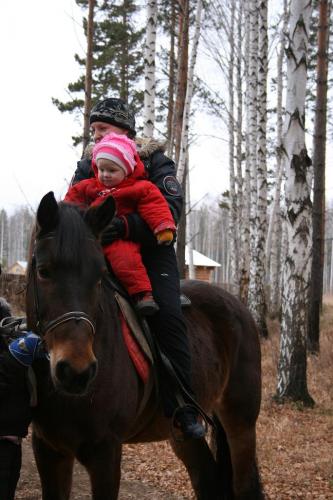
[
  {"left": 83, "top": 137, "right": 168, "bottom": 161},
  {"left": 135, "top": 137, "right": 168, "bottom": 159}
]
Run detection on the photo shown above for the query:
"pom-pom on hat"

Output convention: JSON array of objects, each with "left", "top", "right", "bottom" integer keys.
[{"left": 93, "top": 133, "right": 137, "bottom": 176}]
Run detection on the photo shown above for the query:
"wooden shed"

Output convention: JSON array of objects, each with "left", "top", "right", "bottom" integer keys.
[
  {"left": 7, "top": 260, "right": 28, "bottom": 276},
  {"left": 185, "top": 246, "right": 221, "bottom": 283}
]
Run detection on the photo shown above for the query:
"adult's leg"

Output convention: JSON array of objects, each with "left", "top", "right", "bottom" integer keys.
[
  {"left": 0, "top": 440, "right": 22, "bottom": 500},
  {"left": 142, "top": 245, "right": 193, "bottom": 416}
]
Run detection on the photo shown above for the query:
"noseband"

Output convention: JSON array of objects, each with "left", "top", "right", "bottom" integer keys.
[
  {"left": 30, "top": 235, "right": 96, "bottom": 339},
  {"left": 43, "top": 311, "right": 96, "bottom": 337}
]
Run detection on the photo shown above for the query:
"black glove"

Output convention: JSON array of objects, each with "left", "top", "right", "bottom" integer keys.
[{"left": 100, "top": 217, "right": 127, "bottom": 246}]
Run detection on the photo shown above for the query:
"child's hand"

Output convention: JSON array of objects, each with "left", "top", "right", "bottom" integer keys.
[{"left": 156, "top": 229, "right": 174, "bottom": 245}]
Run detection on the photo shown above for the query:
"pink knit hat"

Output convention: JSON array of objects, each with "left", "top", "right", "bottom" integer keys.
[{"left": 92, "top": 132, "right": 137, "bottom": 176}]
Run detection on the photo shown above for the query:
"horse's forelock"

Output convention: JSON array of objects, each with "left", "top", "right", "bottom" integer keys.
[{"left": 54, "top": 203, "right": 93, "bottom": 269}]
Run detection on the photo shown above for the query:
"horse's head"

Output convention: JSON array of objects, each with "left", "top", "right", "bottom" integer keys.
[{"left": 27, "top": 191, "right": 115, "bottom": 395}]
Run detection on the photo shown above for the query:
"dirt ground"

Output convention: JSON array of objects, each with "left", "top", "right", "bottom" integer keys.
[{"left": 14, "top": 299, "right": 333, "bottom": 499}]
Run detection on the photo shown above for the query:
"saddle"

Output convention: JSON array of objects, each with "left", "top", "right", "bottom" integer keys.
[
  {"left": 103, "top": 272, "right": 191, "bottom": 381},
  {"left": 103, "top": 273, "right": 214, "bottom": 434}
]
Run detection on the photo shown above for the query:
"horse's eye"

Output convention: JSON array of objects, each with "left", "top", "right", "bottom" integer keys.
[{"left": 37, "top": 267, "right": 51, "bottom": 280}]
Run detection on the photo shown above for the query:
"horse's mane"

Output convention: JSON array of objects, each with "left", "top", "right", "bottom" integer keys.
[{"left": 53, "top": 203, "right": 94, "bottom": 271}]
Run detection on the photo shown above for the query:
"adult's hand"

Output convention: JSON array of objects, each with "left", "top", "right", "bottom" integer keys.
[{"left": 100, "top": 217, "right": 127, "bottom": 246}]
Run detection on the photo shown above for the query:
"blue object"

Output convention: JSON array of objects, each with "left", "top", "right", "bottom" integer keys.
[{"left": 9, "top": 332, "right": 48, "bottom": 366}]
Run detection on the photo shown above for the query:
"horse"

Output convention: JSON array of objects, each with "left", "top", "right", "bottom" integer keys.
[{"left": 25, "top": 191, "right": 264, "bottom": 499}]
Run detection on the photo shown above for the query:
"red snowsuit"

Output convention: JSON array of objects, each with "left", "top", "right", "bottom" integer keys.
[{"left": 64, "top": 156, "right": 176, "bottom": 295}]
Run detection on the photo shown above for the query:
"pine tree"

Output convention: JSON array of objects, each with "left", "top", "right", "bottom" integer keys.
[{"left": 52, "top": 0, "right": 145, "bottom": 147}]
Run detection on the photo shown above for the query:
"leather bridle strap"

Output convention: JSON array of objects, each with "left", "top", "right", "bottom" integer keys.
[
  {"left": 43, "top": 312, "right": 96, "bottom": 336},
  {"left": 30, "top": 248, "right": 95, "bottom": 338}
]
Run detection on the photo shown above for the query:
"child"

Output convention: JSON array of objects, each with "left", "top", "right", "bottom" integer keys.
[{"left": 65, "top": 133, "right": 176, "bottom": 315}]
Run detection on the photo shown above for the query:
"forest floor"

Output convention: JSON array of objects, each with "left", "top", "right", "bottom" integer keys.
[{"left": 15, "top": 297, "right": 333, "bottom": 499}]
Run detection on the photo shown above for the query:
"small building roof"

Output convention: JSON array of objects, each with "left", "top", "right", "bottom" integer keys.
[
  {"left": 17, "top": 261, "right": 28, "bottom": 270},
  {"left": 185, "top": 246, "right": 221, "bottom": 268}
]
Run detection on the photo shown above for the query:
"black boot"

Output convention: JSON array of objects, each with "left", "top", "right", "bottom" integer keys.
[{"left": 174, "top": 407, "right": 206, "bottom": 440}]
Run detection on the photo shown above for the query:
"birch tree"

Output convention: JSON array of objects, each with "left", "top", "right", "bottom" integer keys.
[
  {"left": 267, "top": 0, "right": 289, "bottom": 317},
  {"left": 275, "top": 0, "right": 314, "bottom": 406},
  {"left": 307, "top": 0, "right": 331, "bottom": 353},
  {"left": 240, "top": 0, "right": 252, "bottom": 303},
  {"left": 143, "top": 0, "right": 158, "bottom": 137},
  {"left": 235, "top": 0, "right": 244, "bottom": 291},
  {"left": 246, "top": 0, "right": 268, "bottom": 337},
  {"left": 227, "top": 0, "right": 239, "bottom": 287}
]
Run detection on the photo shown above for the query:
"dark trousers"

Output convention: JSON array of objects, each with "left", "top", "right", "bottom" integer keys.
[
  {"left": 142, "top": 244, "right": 194, "bottom": 417},
  {"left": 0, "top": 440, "right": 22, "bottom": 500}
]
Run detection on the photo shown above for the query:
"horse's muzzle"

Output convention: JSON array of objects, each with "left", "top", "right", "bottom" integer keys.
[{"left": 54, "top": 359, "right": 97, "bottom": 395}]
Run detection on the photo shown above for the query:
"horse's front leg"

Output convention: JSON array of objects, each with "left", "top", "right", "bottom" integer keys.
[
  {"left": 32, "top": 430, "right": 74, "bottom": 500},
  {"left": 78, "top": 437, "right": 122, "bottom": 500}
]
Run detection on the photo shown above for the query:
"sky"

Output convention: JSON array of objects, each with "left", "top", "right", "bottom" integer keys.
[
  {"left": 0, "top": 0, "right": 229, "bottom": 215},
  {"left": 1, "top": 1, "right": 332, "bottom": 215}
]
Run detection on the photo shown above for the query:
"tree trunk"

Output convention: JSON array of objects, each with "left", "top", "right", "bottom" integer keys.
[
  {"left": 248, "top": 0, "right": 268, "bottom": 337},
  {"left": 227, "top": 0, "right": 239, "bottom": 288},
  {"left": 82, "top": 0, "right": 95, "bottom": 154},
  {"left": 275, "top": 0, "right": 314, "bottom": 407},
  {"left": 143, "top": 0, "right": 157, "bottom": 138},
  {"left": 172, "top": 0, "right": 189, "bottom": 165},
  {"left": 167, "top": 0, "right": 176, "bottom": 157},
  {"left": 307, "top": 0, "right": 331, "bottom": 354},
  {"left": 186, "top": 163, "right": 195, "bottom": 279},
  {"left": 267, "top": 0, "right": 288, "bottom": 318},
  {"left": 177, "top": 0, "right": 203, "bottom": 185},
  {"left": 239, "top": 0, "right": 251, "bottom": 303},
  {"left": 247, "top": 0, "right": 269, "bottom": 337},
  {"left": 235, "top": 0, "right": 244, "bottom": 291}
]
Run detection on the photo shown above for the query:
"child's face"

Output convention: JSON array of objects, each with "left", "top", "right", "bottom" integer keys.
[{"left": 97, "top": 159, "right": 126, "bottom": 187}]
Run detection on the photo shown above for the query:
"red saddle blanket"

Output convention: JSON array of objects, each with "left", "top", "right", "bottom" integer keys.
[{"left": 119, "top": 312, "right": 150, "bottom": 383}]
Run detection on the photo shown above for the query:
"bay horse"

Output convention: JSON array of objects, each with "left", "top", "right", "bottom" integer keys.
[{"left": 26, "top": 192, "right": 263, "bottom": 499}]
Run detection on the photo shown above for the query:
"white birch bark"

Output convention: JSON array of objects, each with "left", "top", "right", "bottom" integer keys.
[
  {"left": 267, "top": 0, "right": 288, "bottom": 317},
  {"left": 227, "top": 0, "right": 239, "bottom": 287},
  {"left": 275, "top": 0, "right": 314, "bottom": 405},
  {"left": 235, "top": 0, "right": 244, "bottom": 254},
  {"left": 248, "top": 0, "right": 268, "bottom": 336},
  {"left": 239, "top": 0, "right": 251, "bottom": 303},
  {"left": 143, "top": 0, "right": 157, "bottom": 138},
  {"left": 247, "top": 0, "right": 267, "bottom": 333},
  {"left": 177, "top": 0, "right": 203, "bottom": 185}
]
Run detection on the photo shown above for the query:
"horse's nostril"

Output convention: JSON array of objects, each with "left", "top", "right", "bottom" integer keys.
[
  {"left": 90, "top": 360, "right": 97, "bottom": 380},
  {"left": 56, "top": 360, "right": 73, "bottom": 383},
  {"left": 55, "top": 360, "right": 97, "bottom": 394}
]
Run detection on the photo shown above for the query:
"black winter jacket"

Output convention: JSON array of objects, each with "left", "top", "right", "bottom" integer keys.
[
  {"left": 71, "top": 139, "right": 183, "bottom": 246},
  {"left": 0, "top": 352, "right": 32, "bottom": 437}
]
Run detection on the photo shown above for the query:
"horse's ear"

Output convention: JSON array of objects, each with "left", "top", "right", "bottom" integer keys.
[
  {"left": 84, "top": 196, "right": 116, "bottom": 237},
  {"left": 37, "top": 192, "right": 59, "bottom": 233}
]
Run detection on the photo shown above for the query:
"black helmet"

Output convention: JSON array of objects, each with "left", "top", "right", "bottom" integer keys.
[{"left": 89, "top": 98, "right": 136, "bottom": 136}]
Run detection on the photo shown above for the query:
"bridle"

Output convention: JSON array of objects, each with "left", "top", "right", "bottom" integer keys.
[{"left": 30, "top": 235, "right": 96, "bottom": 340}]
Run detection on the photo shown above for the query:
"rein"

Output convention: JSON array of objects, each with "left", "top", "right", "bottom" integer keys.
[{"left": 30, "top": 236, "right": 96, "bottom": 339}]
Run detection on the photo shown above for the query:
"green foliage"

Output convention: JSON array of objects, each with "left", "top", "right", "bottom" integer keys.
[{"left": 52, "top": 0, "right": 145, "bottom": 147}]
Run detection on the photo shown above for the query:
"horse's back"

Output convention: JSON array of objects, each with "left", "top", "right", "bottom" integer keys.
[{"left": 180, "top": 279, "right": 262, "bottom": 423}]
